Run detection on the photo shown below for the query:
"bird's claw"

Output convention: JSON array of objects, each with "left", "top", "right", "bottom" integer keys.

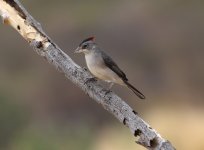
[
  {"left": 104, "top": 89, "right": 112, "bottom": 95},
  {"left": 83, "top": 67, "right": 88, "bottom": 71}
]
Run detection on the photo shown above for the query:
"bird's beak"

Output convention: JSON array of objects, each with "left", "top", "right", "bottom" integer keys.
[{"left": 74, "top": 47, "right": 82, "bottom": 53}]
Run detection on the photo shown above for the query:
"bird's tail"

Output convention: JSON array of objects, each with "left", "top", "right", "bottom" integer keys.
[{"left": 124, "top": 81, "right": 145, "bottom": 99}]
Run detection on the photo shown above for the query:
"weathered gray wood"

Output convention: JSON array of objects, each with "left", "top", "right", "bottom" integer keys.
[{"left": 0, "top": 0, "right": 175, "bottom": 149}]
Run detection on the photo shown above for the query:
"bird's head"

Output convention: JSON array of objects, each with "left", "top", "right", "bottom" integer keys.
[{"left": 75, "top": 36, "right": 96, "bottom": 54}]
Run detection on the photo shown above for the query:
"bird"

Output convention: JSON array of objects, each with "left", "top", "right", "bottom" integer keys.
[{"left": 74, "top": 36, "right": 145, "bottom": 99}]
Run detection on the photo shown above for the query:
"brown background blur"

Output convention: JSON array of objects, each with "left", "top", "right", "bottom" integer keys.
[{"left": 0, "top": 0, "right": 204, "bottom": 150}]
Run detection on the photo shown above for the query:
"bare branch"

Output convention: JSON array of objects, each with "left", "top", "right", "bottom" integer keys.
[{"left": 0, "top": 0, "right": 175, "bottom": 149}]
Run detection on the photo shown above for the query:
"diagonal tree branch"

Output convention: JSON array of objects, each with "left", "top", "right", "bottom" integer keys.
[{"left": 0, "top": 0, "right": 175, "bottom": 149}]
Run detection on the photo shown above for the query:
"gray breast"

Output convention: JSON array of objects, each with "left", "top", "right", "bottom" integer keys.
[{"left": 85, "top": 52, "right": 124, "bottom": 84}]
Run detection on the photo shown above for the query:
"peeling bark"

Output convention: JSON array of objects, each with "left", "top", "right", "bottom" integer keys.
[{"left": 0, "top": 0, "right": 175, "bottom": 149}]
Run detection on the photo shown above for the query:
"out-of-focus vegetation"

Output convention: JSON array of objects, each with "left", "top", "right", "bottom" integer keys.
[{"left": 0, "top": 0, "right": 204, "bottom": 149}]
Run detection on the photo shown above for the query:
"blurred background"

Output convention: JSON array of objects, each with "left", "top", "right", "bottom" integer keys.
[{"left": 0, "top": 0, "right": 204, "bottom": 149}]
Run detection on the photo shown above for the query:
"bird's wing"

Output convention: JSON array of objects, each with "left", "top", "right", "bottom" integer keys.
[{"left": 101, "top": 51, "right": 128, "bottom": 81}]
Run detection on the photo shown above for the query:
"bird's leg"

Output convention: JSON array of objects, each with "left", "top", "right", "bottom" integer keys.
[
  {"left": 108, "top": 82, "right": 114, "bottom": 90},
  {"left": 83, "top": 67, "right": 97, "bottom": 84},
  {"left": 104, "top": 82, "right": 114, "bottom": 95}
]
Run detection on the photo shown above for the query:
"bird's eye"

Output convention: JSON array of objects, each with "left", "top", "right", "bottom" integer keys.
[{"left": 82, "top": 44, "right": 88, "bottom": 49}]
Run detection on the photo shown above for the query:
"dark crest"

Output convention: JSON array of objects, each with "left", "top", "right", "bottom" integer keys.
[{"left": 79, "top": 36, "right": 95, "bottom": 46}]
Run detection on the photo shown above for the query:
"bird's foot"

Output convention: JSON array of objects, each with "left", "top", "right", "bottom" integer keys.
[
  {"left": 103, "top": 89, "right": 112, "bottom": 95},
  {"left": 84, "top": 77, "right": 97, "bottom": 85}
]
